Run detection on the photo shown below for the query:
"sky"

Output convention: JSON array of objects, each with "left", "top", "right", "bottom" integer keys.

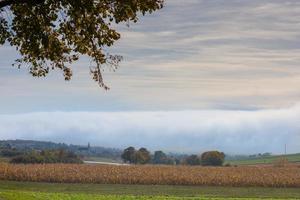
[{"left": 1, "top": 0, "right": 300, "bottom": 154}]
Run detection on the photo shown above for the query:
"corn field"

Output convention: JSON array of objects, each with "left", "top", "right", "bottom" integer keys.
[{"left": 0, "top": 163, "right": 299, "bottom": 187}]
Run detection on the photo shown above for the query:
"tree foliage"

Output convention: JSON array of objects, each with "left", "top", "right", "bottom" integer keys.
[
  {"left": 201, "top": 151, "right": 225, "bottom": 166},
  {"left": 121, "top": 146, "right": 136, "bottom": 164},
  {"left": 10, "top": 149, "right": 83, "bottom": 164},
  {"left": 0, "top": 0, "right": 164, "bottom": 89},
  {"left": 153, "top": 150, "right": 167, "bottom": 164},
  {"left": 135, "top": 147, "right": 151, "bottom": 164},
  {"left": 121, "top": 146, "right": 151, "bottom": 164},
  {"left": 184, "top": 154, "right": 201, "bottom": 165},
  {"left": 153, "top": 150, "right": 175, "bottom": 165}
]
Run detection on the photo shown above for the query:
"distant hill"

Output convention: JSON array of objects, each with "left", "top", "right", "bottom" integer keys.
[
  {"left": 226, "top": 153, "right": 300, "bottom": 165},
  {"left": 0, "top": 140, "right": 68, "bottom": 150},
  {"left": 0, "top": 139, "right": 122, "bottom": 161}
]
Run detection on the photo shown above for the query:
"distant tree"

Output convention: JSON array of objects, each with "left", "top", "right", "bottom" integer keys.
[
  {"left": 135, "top": 147, "right": 151, "bottom": 164},
  {"left": 153, "top": 150, "right": 167, "bottom": 164},
  {"left": 153, "top": 150, "right": 175, "bottom": 165},
  {"left": 262, "top": 152, "right": 272, "bottom": 157},
  {"left": 121, "top": 146, "right": 136, "bottom": 164},
  {"left": 174, "top": 158, "right": 181, "bottom": 165},
  {"left": 0, "top": 142, "right": 12, "bottom": 150},
  {"left": 184, "top": 154, "right": 201, "bottom": 165},
  {"left": 0, "top": 0, "right": 164, "bottom": 89},
  {"left": 0, "top": 149, "right": 22, "bottom": 157},
  {"left": 201, "top": 151, "right": 225, "bottom": 166}
]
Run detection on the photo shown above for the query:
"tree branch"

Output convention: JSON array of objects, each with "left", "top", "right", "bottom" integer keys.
[
  {"left": 0, "top": 0, "right": 44, "bottom": 9},
  {"left": 1, "top": 0, "right": 20, "bottom": 9}
]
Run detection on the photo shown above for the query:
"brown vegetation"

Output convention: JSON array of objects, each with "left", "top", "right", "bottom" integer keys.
[{"left": 0, "top": 163, "right": 299, "bottom": 187}]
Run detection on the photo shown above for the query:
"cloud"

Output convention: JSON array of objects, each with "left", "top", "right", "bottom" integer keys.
[
  {"left": 1, "top": 105, "right": 300, "bottom": 154},
  {"left": 2, "top": 0, "right": 300, "bottom": 112}
]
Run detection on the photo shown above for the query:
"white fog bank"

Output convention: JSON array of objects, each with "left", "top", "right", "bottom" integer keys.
[{"left": 1, "top": 105, "right": 300, "bottom": 154}]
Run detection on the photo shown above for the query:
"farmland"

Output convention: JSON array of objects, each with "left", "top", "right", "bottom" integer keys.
[
  {"left": 0, "top": 191, "right": 298, "bottom": 200},
  {"left": 1, "top": 154, "right": 300, "bottom": 199},
  {"left": 1, "top": 181, "right": 300, "bottom": 199},
  {"left": 0, "top": 163, "right": 300, "bottom": 187},
  {"left": 226, "top": 153, "right": 300, "bottom": 166}
]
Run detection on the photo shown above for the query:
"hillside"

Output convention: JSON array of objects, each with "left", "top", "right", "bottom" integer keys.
[
  {"left": 226, "top": 153, "right": 300, "bottom": 165},
  {"left": 0, "top": 140, "right": 122, "bottom": 162}
]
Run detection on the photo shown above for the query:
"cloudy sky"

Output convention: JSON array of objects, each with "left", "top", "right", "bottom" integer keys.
[{"left": 1, "top": 0, "right": 300, "bottom": 154}]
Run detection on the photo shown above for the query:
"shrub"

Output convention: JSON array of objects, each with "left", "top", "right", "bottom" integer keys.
[{"left": 224, "top": 163, "right": 231, "bottom": 167}]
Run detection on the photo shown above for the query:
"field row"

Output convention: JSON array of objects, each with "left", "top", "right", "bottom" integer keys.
[
  {"left": 2, "top": 191, "right": 296, "bottom": 200},
  {"left": 0, "top": 163, "right": 300, "bottom": 187},
  {"left": 2, "top": 180, "right": 300, "bottom": 198},
  {"left": 2, "top": 191, "right": 299, "bottom": 200}
]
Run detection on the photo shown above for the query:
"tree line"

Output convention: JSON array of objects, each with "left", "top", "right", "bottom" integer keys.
[
  {"left": 10, "top": 149, "right": 83, "bottom": 164},
  {"left": 1, "top": 141, "right": 225, "bottom": 166},
  {"left": 0, "top": 144, "right": 82, "bottom": 164},
  {"left": 0, "top": 140, "right": 122, "bottom": 161},
  {"left": 121, "top": 147, "right": 225, "bottom": 166}
]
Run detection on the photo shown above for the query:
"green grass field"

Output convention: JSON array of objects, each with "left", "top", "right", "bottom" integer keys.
[
  {"left": 226, "top": 153, "right": 300, "bottom": 165},
  {"left": 0, "top": 181, "right": 300, "bottom": 200},
  {"left": 84, "top": 156, "right": 122, "bottom": 163},
  {"left": 1, "top": 191, "right": 298, "bottom": 200}
]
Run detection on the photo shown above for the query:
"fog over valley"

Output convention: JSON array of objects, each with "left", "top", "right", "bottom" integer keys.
[{"left": 1, "top": 104, "right": 300, "bottom": 154}]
